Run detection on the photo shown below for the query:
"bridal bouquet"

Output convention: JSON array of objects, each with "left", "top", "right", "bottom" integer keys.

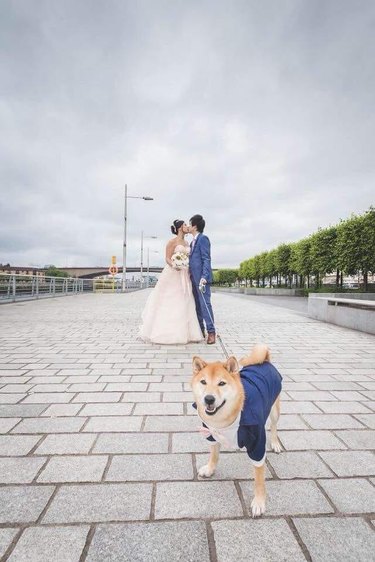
[{"left": 171, "top": 251, "right": 189, "bottom": 270}]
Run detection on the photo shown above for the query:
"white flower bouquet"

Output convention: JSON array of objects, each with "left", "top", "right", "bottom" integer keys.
[{"left": 171, "top": 251, "right": 189, "bottom": 270}]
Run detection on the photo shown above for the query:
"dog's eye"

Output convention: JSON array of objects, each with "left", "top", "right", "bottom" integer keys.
[
  {"left": 200, "top": 380, "right": 207, "bottom": 385},
  {"left": 218, "top": 381, "right": 226, "bottom": 386}
]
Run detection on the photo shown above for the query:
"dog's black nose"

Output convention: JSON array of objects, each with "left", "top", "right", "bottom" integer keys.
[{"left": 204, "top": 395, "right": 215, "bottom": 406}]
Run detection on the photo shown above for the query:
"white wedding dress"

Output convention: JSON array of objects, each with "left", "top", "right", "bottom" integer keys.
[{"left": 140, "top": 245, "right": 203, "bottom": 344}]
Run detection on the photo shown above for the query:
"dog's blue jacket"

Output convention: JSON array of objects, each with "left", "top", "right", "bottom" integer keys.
[{"left": 193, "top": 362, "right": 282, "bottom": 466}]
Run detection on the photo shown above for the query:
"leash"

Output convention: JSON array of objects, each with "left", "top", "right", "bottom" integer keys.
[{"left": 197, "top": 281, "right": 230, "bottom": 359}]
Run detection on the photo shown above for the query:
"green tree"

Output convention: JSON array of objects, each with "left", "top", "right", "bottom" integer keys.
[
  {"left": 244, "top": 258, "right": 255, "bottom": 287},
  {"left": 310, "top": 226, "right": 338, "bottom": 288},
  {"left": 274, "top": 244, "right": 292, "bottom": 287},
  {"left": 360, "top": 207, "right": 375, "bottom": 289},
  {"left": 253, "top": 255, "right": 262, "bottom": 287},
  {"left": 289, "top": 242, "right": 300, "bottom": 287},
  {"left": 238, "top": 261, "right": 248, "bottom": 286},
  {"left": 212, "top": 270, "right": 220, "bottom": 284},
  {"left": 293, "top": 237, "right": 313, "bottom": 287},
  {"left": 44, "top": 265, "right": 69, "bottom": 278},
  {"left": 258, "top": 251, "right": 269, "bottom": 287},
  {"left": 216, "top": 269, "right": 238, "bottom": 286},
  {"left": 337, "top": 208, "right": 375, "bottom": 290},
  {"left": 266, "top": 249, "right": 278, "bottom": 287}
]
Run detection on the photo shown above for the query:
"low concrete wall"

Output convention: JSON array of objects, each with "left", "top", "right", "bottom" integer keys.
[
  {"left": 211, "top": 287, "right": 305, "bottom": 296},
  {"left": 309, "top": 292, "right": 375, "bottom": 301},
  {"left": 308, "top": 296, "right": 375, "bottom": 335},
  {"left": 244, "top": 288, "right": 305, "bottom": 296},
  {"left": 211, "top": 287, "right": 244, "bottom": 294}
]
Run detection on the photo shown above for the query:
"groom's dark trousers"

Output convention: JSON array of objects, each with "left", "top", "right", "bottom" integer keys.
[
  {"left": 192, "top": 282, "right": 215, "bottom": 335},
  {"left": 189, "top": 232, "right": 215, "bottom": 334}
]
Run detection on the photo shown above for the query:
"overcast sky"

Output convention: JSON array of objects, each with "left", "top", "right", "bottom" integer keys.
[{"left": 1, "top": 0, "right": 374, "bottom": 270}]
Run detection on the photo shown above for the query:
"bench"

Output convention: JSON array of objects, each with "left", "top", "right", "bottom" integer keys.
[{"left": 308, "top": 296, "right": 375, "bottom": 335}]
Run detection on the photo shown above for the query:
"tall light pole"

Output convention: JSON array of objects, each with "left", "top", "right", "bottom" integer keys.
[
  {"left": 146, "top": 249, "right": 159, "bottom": 288},
  {"left": 122, "top": 184, "right": 153, "bottom": 292},
  {"left": 141, "top": 233, "right": 157, "bottom": 288}
]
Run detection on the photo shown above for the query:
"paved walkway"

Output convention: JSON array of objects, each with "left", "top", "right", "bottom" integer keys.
[{"left": 0, "top": 291, "right": 374, "bottom": 561}]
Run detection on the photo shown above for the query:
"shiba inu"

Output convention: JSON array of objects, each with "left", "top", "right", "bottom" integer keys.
[{"left": 191, "top": 344, "right": 282, "bottom": 517}]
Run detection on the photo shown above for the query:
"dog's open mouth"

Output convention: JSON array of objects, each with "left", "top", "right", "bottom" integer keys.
[{"left": 205, "top": 400, "right": 226, "bottom": 416}]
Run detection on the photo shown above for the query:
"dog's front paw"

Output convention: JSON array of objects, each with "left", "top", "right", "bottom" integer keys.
[
  {"left": 198, "top": 464, "right": 215, "bottom": 478},
  {"left": 271, "top": 439, "right": 282, "bottom": 453},
  {"left": 251, "top": 496, "right": 266, "bottom": 518}
]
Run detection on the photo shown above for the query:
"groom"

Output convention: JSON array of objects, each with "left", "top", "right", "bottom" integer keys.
[{"left": 189, "top": 214, "right": 216, "bottom": 344}]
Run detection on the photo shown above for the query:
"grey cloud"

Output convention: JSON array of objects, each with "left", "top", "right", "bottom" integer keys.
[{"left": 0, "top": 0, "right": 374, "bottom": 270}]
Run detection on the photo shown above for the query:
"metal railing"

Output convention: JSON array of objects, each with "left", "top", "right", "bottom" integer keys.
[
  {"left": 0, "top": 273, "right": 94, "bottom": 303},
  {"left": 0, "top": 273, "right": 157, "bottom": 303}
]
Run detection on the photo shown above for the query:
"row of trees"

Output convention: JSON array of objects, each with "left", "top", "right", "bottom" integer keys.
[{"left": 215, "top": 207, "right": 375, "bottom": 290}]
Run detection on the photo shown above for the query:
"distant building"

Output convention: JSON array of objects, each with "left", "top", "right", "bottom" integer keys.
[
  {"left": 322, "top": 273, "right": 375, "bottom": 287},
  {"left": 0, "top": 265, "right": 45, "bottom": 279}
]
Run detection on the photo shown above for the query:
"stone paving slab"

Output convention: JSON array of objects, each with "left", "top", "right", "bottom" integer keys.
[
  {"left": 0, "top": 528, "right": 19, "bottom": 559},
  {"left": 11, "top": 417, "right": 86, "bottom": 433},
  {"left": 318, "top": 477, "right": 375, "bottom": 513},
  {"left": 172, "top": 431, "right": 213, "bottom": 452},
  {"left": 78, "top": 403, "right": 133, "bottom": 416},
  {"left": 41, "top": 403, "right": 82, "bottom": 417},
  {"left": 86, "top": 521, "right": 210, "bottom": 562},
  {"left": 0, "top": 404, "right": 47, "bottom": 418},
  {"left": 155, "top": 481, "right": 244, "bottom": 519},
  {"left": 7, "top": 525, "right": 90, "bottom": 562},
  {"left": 319, "top": 450, "right": 375, "bottom": 476},
  {"left": 212, "top": 519, "right": 305, "bottom": 562},
  {"left": 195, "top": 452, "right": 272, "bottom": 480},
  {"left": 0, "top": 418, "right": 21, "bottom": 434},
  {"left": 293, "top": 517, "right": 375, "bottom": 562},
  {"left": 279, "top": 429, "right": 347, "bottom": 450},
  {"left": 0, "top": 291, "right": 374, "bottom": 560},
  {"left": 106, "top": 453, "right": 194, "bottom": 481},
  {"left": 34, "top": 433, "right": 96, "bottom": 455},
  {"left": 0, "top": 435, "right": 41, "bottom": 456},
  {"left": 314, "top": 401, "right": 373, "bottom": 413},
  {"left": 336, "top": 429, "right": 375, "bottom": 449},
  {"left": 0, "top": 485, "right": 55, "bottom": 523},
  {"left": 240, "top": 480, "right": 334, "bottom": 515},
  {"left": 83, "top": 415, "right": 142, "bottom": 432},
  {"left": 302, "top": 413, "right": 366, "bottom": 429},
  {"left": 355, "top": 413, "right": 375, "bottom": 428},
  {"left": 37, "top": 454, "right": 108, "bottom": 482},
  {"left": 43, "top": 483, "right": 153, "bottom": 523},
  {"left": 267, "top": 451, "right": 334, "bottom": 479},
  {"left": 0, "top": 457, "right": 47, "bottom": 484},
  {"left": 93, "top": 432, "right": 169, "bottom": 454}
]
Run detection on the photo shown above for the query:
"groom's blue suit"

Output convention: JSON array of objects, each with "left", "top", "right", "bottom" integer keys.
[{"left": 189, "top": 233, "right": 215, "bottom": 334}]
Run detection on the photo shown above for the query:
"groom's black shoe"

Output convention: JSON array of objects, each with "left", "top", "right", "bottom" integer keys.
[{"left": 207, "top": 333, "right": 216, "bottom": 345}]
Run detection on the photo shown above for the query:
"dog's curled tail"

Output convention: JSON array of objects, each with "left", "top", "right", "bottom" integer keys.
[{"left": 239, "top": 344, "right": 270, "bottom": 367}]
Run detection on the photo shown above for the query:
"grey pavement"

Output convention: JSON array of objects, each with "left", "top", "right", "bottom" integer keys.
[
  {"left": 229, "top": 293, "right": 309, "bottom": 315},
  {"left": 0, "top": 291, "right": 374, "bottom": 561}
]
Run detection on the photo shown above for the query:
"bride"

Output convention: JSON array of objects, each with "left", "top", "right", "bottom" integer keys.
[{"left": 139, "top": 219, "right": 203, "bottom": 344}]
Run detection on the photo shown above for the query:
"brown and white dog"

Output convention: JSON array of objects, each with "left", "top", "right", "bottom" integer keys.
[{"left": 191, "top": 344, "right": 282, "bottom": 517}]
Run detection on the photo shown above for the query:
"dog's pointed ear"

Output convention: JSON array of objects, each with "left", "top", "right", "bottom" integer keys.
[
  {"left": 192, "top": 356, "right": 207, "bottom": 374},
  {"left": 225, "top": 356, "right": 239, "bottom": 375}
]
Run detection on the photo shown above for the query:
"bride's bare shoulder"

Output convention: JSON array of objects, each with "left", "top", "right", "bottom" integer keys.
[{"left": 166, "top": 238, "right": 178, "bottom": 250}]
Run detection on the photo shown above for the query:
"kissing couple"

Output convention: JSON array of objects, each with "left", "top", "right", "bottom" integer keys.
[{"left": 140, "top": 214, "right": 215, "bottom": 345}]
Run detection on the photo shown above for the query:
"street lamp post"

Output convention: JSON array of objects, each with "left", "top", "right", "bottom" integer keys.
[
  {"left": 146, "top": 249, "right": 159, "bottom": 288},
  {"left": 141, "top": 233, "right": 157, "bottom": 288},
  {"left": 122, "top": 184, "right": 153, "bottom": 292}
]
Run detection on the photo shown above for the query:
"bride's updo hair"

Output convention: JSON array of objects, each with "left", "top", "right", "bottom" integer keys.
[{"left": 171, "top": 219, "right": 184, "bottom": 235}]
